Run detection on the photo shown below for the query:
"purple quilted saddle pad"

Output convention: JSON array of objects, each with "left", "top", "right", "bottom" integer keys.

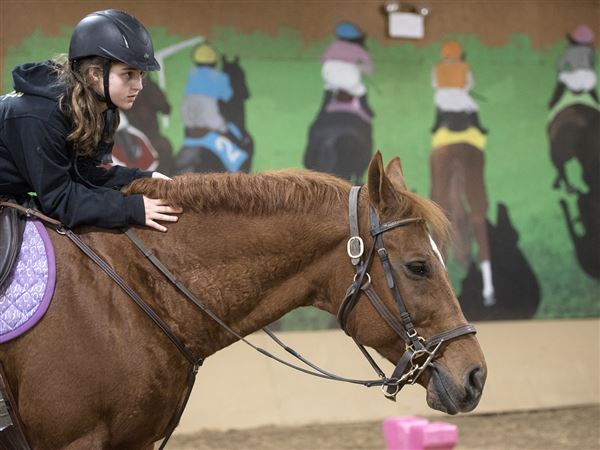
[{"left": 0, "top": 220, "right": 55, "bottom": 343}]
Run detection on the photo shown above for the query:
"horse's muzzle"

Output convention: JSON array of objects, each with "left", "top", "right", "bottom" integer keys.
[{"left": 426, "top": 363, "right": 486, "bottom": 414}]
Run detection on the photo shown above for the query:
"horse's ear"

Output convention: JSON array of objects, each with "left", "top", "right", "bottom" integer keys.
[
  {"left": 385, "top": 156, "right": 408, "bottom": 192},
  {"left": 368, "top": 151, "right": 397, "bottom": 212}
]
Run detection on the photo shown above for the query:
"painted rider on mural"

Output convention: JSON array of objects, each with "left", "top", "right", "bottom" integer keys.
[
  {"left": 181, "top": 42, "right": 233, "bottom": 136},
  {"left": 430, "top": 40, "right": 488, "bottom": 134},
  {"left": 548, "top": 24, "right": 598, "bottom": 109},
  {"left": 320, "top": 21, "right": 375, "bottom": 121},
  {"left": 0, "top": 9, "right": 181, "bottom": 231}
]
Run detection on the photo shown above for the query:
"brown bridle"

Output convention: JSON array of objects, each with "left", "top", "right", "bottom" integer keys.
[{"left": 337, "top": 186, "right": 477, "bottom": 398}]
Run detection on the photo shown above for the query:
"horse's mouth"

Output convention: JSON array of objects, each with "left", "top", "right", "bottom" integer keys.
[{"left": 425, "top": 364, "right": 485, "bottom": 415}]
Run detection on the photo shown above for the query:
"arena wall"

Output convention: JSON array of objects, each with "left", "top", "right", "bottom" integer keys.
[
  {"left": 1, "top": 0, "right": 598, "bottom": 436},
  {"left": 174, "top": 318, "right": 599, "bottom": 433}
]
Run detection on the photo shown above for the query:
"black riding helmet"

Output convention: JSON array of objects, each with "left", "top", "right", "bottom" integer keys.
[
  {"left": 69, "top": 9, "right": 160, "bottom": 72},
  {"left": 68, "top": 10, "right": 160, "bottom": 151}
]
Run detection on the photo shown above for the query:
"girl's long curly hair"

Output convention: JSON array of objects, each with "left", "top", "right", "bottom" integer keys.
[{"left": 55, "top": 55, "right": 120, "bottom": 157}]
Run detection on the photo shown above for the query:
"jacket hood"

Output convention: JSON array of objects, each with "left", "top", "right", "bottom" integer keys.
[{"left": 12, "top": 60, "right": 66, "bottom": 100}]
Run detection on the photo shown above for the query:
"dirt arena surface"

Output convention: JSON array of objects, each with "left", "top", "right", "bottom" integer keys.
[{"left": 169, "top": 404, "right": 599, "bottom": 450}]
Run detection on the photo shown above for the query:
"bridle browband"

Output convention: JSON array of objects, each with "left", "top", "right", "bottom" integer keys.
[
  {"left": 0, "top": 192, "right": 476, "bottom": 447},
  {"left": 337, "top": 186, "right": 476, "bottom": 398}
]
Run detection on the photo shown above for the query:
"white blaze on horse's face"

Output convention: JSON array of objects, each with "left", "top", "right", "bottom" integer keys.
[{"left": 429, "top": 235, "right": 445, "bottom": 268}]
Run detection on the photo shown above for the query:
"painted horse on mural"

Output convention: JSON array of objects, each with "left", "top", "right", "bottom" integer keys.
[
  {"left": 109, "top": 78, "right": 176, "bottom": 175},
  {"left": 548, "top": 100, "right": 600, "bottom": 194},
  {"left": 303, "top": 90, "right": 373, "bottom": 184},
  {"left": 110, "top": 113, "right": 160, "bottom": 172},
  {"left": 429, "top": 113, "right": 495, "bottom": 306},
  {"left": 124, "top": 77, "right": 176, "bottom": 176},
  {"left": 175, "top": 55, "right": 254, "bottom": 175},
  {"left": 0, "top": 153, "right": 485, "bottom": 449},
  {"left": 548, "top": 94, "right": 600, "bottom": 278}
]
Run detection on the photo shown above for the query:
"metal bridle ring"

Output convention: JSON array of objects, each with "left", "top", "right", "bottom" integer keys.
[{"left": 353, "top": 272, "right": 371, "bottom": 289}]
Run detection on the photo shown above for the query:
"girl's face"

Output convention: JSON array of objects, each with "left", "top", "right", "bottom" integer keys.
[{"left": 91, "top": 62, "right": 145, "bottom": 110}]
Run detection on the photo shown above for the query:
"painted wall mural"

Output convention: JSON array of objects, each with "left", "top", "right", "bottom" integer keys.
[{"left": 2, "top": 18, "right": 599, "bottom": 330}]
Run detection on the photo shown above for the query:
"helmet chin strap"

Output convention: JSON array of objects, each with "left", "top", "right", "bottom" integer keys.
[{"left": 102, "top": 61, "right": 118, "bottom": 131}]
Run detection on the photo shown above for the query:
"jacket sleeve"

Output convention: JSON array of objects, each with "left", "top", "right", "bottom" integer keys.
[
  {"left": 76, "top": 158, "right": 152, "bottom": 189},
  {"left": 8, "top": 117, "right": 146, "bottom": 229}
]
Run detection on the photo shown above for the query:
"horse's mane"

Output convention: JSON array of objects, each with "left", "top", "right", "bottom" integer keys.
[
  {"left": 123, "top": 170, "right": 350, "bottom": 216},
  {"left": 123, "top": 170, "right": 449, "bottom": 243}
]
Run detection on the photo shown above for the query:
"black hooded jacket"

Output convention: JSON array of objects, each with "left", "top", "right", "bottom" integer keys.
[{"left": 0, "top": 60, "right": 150, "bottom": 228}]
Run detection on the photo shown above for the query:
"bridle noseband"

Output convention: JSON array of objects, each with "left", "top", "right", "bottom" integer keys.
[{"left": 337, "top": 186, "right": 477, "bottom": 399}]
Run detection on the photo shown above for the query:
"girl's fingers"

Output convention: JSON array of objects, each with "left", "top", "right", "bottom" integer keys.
[
  {"left": 147, "top": 220, "right": 167, "bottom": 232},
  {"left": 161, "top": 206, "right": 183, "bottom": 213},
  {"left": 152, "top": 213, "right": 179, "bottom": 222}
]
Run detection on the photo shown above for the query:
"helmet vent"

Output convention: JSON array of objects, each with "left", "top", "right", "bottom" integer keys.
[{"left": 122, "top": 34, "right": 130, "bottom": 49}]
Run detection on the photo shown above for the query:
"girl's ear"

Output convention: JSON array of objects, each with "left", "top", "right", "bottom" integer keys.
[
  {"left": 86, "top": 66, "right": 104, "bottom": 94},
  {"left": 86, "top": 66, "right": 103, "bottom": 84}
]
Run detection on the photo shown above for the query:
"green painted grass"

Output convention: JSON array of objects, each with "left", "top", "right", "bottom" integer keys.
[{"left": 4, "top": 27, "right": 599, "bottom": 326}]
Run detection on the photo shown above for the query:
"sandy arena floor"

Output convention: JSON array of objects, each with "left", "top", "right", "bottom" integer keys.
[{"left": 168, "top": 404, "right": 600, "bottom": 450}]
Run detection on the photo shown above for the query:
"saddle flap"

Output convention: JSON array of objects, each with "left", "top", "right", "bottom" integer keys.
[{"left": 0, "top": 206, "right": 25, "bottom": 287}]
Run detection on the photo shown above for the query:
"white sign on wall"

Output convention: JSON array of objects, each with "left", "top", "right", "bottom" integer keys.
[{"left": 388, "top": 12, "right": 425, "bottom": 39}]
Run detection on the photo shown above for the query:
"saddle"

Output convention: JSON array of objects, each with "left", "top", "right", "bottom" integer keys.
[
  {"left": 0, "top": 200, "right": 25, "bottom": 289},
  {"left": 334, "top": 91, "right": 354, "bottom": 103},
  {"left": 440, "top": 111, "right": 474, "bottom": 132},
  {"left": 185, "top": 126, "right": 212, "bottom": 138}
]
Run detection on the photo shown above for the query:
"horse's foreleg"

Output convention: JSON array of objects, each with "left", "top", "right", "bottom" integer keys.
[{"left": 462, "top": 147, "right": 495, "bottom": 305}]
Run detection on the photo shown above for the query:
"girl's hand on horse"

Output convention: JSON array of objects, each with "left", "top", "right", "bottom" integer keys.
[{"left": 143, "top": 197, "right": 182, "bottom": 232}]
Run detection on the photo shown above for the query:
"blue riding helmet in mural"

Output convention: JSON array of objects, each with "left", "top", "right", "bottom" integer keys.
[
  {"left": 181, "top": 42, "right": 233, "bottom": 134},
  {"left": 335, "top": 22, "right": 363, "bottom": 41},
  {"left": 0, "top": 9, "right": 179, "bottom": 231},
  {"left": 548, "top": 24, "right": 598, "bottom": 109},
  {"left": 430, "top": 40, "right": 488, "bottom": 134},
  {"left": 320, "top": 21, "right": 374, "bottom": 120}
]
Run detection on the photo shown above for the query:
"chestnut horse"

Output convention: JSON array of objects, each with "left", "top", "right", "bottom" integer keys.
[{"left": 0, "top": 153, "right": 486, "bottom": 449}]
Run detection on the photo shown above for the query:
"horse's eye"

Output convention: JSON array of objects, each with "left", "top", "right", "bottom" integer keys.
[{"left": 406, "top": 262, "right": 429, "bottom": 278}]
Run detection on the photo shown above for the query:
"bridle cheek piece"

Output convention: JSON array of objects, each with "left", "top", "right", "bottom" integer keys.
[{"left": 337, "top": 186, "right": 477, "bottom": 400}]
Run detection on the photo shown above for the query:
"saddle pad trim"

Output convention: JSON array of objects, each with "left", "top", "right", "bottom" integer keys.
[{"left": 0, "top": 221, "right": 55, "bottom": 343}]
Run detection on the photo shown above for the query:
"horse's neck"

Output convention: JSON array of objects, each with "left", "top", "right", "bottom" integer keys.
[
  {"left": 155, "top": 208, "right": 349, "bottom": 356},
  {"left": 223, "top": 100, "right": 245, "bottom": 131}
]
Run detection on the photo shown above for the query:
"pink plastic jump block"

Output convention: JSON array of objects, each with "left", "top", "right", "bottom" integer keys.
[{"left": 383, "top": 416, "right": 458, "bottom": 450}]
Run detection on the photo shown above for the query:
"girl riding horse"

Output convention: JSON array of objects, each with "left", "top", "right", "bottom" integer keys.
[{"left": 0, "top": 9, "right": 180, "bottom": 232}]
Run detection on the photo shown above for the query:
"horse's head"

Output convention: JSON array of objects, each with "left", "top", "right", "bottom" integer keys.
[{"left": 339, "top": 152, "right": 486, "bottom": 414}]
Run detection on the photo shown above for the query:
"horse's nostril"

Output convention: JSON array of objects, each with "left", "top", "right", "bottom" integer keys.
[{"left": 467, "top": 365, "right": 486, "bottom": 392}]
